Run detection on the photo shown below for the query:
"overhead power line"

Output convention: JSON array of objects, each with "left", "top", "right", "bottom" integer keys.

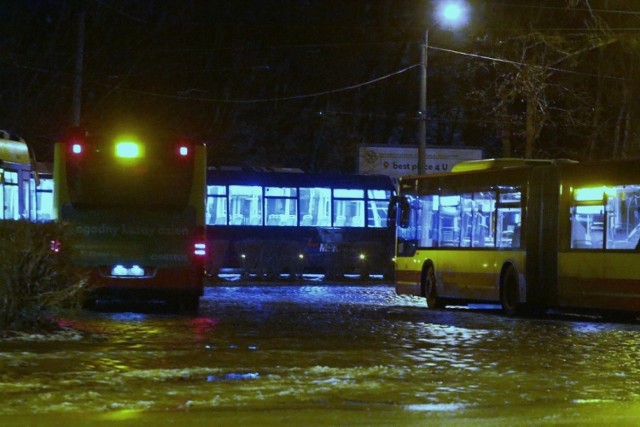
[
  {"left": 3, "top": 42, "right": 628, "bottom": 106},
  {"left": 124, "top": 45, "right": 628, "bottom": 104},
  {"left": 125, "top": 64, "right": 422, "bottom": 104}
]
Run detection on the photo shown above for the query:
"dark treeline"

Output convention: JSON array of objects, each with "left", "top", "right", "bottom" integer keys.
[{"left": 1, "top": 0, "right": 639, "bottom": 172}]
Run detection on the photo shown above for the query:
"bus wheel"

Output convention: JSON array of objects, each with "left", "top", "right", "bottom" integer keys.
[
  {"left": 424, "top": 264, "right": 441, "bottom": 309},
  {"left": 501, "top": 265, "right": 520, "bottom": 316}
]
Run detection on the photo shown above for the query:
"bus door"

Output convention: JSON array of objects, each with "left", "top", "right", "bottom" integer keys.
[{"left": 526, "top": 165, "right": 560, "bottom": 307}]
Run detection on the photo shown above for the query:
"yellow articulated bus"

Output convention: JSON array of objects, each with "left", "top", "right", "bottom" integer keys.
[
  {"left": 391, "top": 158, "right": 640, "bottom": 316},
  {"left": 0, "top": 130, "right": 53, "bottom": 221}
]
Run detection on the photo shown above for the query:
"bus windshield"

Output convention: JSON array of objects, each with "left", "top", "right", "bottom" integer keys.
[{"left": 66, "top": 136, "right": 194, "bottom": 209}]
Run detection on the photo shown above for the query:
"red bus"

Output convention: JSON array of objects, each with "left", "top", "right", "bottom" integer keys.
[{"left": 53, "top": 128, "right": 207, "bottom": 310}]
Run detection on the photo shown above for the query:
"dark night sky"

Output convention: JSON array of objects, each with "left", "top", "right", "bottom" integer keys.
[{"left": 2, "top": 1, "right": 640, "bottom": 170}]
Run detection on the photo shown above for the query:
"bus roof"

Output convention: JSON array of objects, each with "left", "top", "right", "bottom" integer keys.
[
  {"left": 450, "top": 158, "right": 577, "bottom": 173},
  {"left": 208, "top": 167, "right": 395, "bottom": 190},
  {"left": 0, "top": 131, "right": 30, "bottom": 166}
]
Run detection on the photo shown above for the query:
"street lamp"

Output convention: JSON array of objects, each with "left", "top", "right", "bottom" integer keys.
[{"left": 417, "top": 0, "right": 470, "bottom": 175}]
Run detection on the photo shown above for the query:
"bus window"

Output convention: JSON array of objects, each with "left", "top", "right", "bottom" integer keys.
[
  {"left": 496, "top": 188, "right": 521, "bottom": 248},
  {"left": 417, "top": 194, "right": 437, "bottom": 247},
  {"left": 33, "top": 177, "right": 54, "bottom": 221},
  {"left": 2, "top": 170, "right": 19, "bottom": 220},
  {"left": 571, "top": 205, "right": 604, "bottom": 249},
  {"left": 0, "top": 171, "right": 3, "bottom": 219},
  {"left": 206, "top": 184, "right": 227, "bottom": 225},
  {"left": 438, "top": 195, "right": 461, "bottom": 247},
  {"left": 472, "top": 191, "right": 496, "bottom": 248},
  {"left": 333, "top": 188, "right": 364, "bottom": 227},
  {"left": 460, "top": 194, "right": 473, "bottom": 247},
  {"left": 571, "top": 184, "right": 640, "bottom": 250},
  {"left": 605, "top": 184, "right": 640, "bottom": 250},
  {"left": 299, "top": 187, "right": 331, "bottom": 226},
  {"left": 496, "top": 207, "right": 521, "bottom": 248},
  {"left": 22, "top": 171, "right": 31, "bottom": 220},
  {"left": 229, "top": 185, "right": 262, "bottom": 226},
  {"left": 367, "top": 189, "right": 391, "bottom": 228},
  {"left": 265, "top": 186, "right": 297, "bottom": 226}
]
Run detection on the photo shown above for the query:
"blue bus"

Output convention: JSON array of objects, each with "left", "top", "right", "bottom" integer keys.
[{"left": 206, "top": 168, "right": 396, "bottom": 280}]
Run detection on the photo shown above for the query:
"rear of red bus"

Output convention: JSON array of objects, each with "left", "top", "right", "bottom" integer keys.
[{"left": 53, "top": 128, "right": 207, "bottom": 310}]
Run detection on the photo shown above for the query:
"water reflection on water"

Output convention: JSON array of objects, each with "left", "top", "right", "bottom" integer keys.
[{"left": 1, "top": 284, "right": 640, "bottom": 425}]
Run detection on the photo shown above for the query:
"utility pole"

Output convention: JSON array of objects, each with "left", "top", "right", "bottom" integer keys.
[
  {"left": 418, "top": 29, "right": 428, "bottom": 175},
  {"left": 71, "top": 6, "right": 85, "bottom": 127}
]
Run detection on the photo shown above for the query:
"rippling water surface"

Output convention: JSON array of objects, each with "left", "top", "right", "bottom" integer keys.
[{"left": 1, "top": 284, "right": 640, "bottom": 425}]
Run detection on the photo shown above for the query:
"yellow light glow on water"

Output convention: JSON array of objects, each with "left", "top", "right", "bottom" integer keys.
[
  {"left": 574, "top": 186, "right": 613, "bottom": 201},
  {"left": 98, "top": 409, "right": 144, "bottom": 421},
  {"left": 115, "top": 140, "right": 143, "bottom": 158}
]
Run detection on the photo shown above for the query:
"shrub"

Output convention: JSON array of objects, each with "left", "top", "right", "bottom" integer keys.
[{"left": 0, "top": 221, "right": 89, "bottom": 332}]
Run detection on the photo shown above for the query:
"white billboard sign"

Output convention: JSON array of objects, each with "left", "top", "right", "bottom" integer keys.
[{"left": 358, "top": 145, "right": 483, "bottom": 178}]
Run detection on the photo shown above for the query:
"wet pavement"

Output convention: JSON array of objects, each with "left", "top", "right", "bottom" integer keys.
[{"left": 1, "top": 283, "right": 640, "bottom": 426}]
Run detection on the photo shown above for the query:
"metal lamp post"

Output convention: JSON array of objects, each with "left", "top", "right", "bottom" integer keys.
[{"left": 417, "top": 0, "right": 470, "bottom": 175}]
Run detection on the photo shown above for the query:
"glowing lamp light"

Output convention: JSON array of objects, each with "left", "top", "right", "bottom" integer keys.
[
  {"left": 435, "top": 0, "right": 470, "bottom": 29},
  {"left": 115, "top": 141, "right": 142, "bottom": 158}
]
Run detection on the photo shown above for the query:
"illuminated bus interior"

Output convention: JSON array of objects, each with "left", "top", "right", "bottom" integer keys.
[
  {"left": 397, "top": 186, "right": 522, "bottom": 256},
  {"left": 570, "top": 184, "right": 640, "bottom": 250},
  {"left": 207, "top": 176, "right": 391, "bottom": 229},
  {"left": 206, "top": 168, "right": 395, "bottom": 280},
  {"left": 0, "top": 132, "right": 53, "bottom": 221}
]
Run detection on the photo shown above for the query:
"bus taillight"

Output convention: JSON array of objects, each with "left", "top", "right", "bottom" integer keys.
[
  {"left": 71, "top": 143, "right": 83, "bottom": 155},
  {"left": 174, "top": 139, "right": 194, "bottom": 159},
  {"left": 178, "top": 144, "right": 190, "bottom": 157},
  {"left": 68, "top": 139, "right": 87, "bottom": 158},
  {"left": 65, "top": 127, "right": 88, "bottom": 158}
]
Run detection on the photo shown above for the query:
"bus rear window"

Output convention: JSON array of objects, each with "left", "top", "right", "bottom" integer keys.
[{"left": 66, "top": 138, "right": 195, "bottom": 208}]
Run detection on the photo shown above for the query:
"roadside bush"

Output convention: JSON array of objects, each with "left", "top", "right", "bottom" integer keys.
[{"left": 0, "top": 221, "right": 89, "bottom": 332}]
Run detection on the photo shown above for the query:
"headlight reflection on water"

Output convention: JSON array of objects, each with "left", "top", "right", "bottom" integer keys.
[
  {"left": 206, "top": 372, "right": 260, "bottom": 382},
  {"left": 404, "top": 403, "right": 467, "bottom": 412}
]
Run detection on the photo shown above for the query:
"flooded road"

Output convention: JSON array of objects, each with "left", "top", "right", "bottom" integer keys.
[{"left": 2, "top": 283, "right": 640, "bottom": 426}]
